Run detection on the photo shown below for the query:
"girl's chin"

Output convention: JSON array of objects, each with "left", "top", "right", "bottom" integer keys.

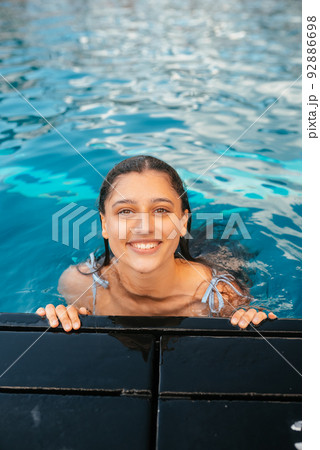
[
  {"left": 124, "top": 253, "right": 164, "bottom": 273},
  {"left": 128, "top": 256, "right": 161, "bottom": 271}
]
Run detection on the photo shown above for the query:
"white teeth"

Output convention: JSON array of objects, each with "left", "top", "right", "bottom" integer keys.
[{"left": 130, "top": 242, "right": 159, "bottom": 249}]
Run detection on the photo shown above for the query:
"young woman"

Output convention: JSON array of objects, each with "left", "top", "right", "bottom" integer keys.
[{"left": 37, "top": 155, "right": 277, "bottom": 331}]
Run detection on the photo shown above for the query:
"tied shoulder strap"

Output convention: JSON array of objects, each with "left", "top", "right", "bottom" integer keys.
[
  {"left": 86, "top": 252, "right": 109, "bottom": 288},
  {"left": 85, "top": 252, "right": 109, "bottom": 314},
  {"left": 201, "top": 269, "right": 245, "bottom": 315}
]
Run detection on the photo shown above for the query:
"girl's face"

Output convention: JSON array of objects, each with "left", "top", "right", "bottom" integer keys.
[{"left": 100, "top": 170, "right": 189, "bottom": 273}]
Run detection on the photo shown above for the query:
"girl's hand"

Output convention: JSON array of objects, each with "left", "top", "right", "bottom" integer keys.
[
  {"left": 36, "top": 304, "right": 90, "bottom": 332},
  {"left": 230, "top": 308, "right": 277, "bottom": 329}
]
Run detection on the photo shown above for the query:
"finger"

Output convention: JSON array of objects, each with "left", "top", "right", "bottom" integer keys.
[
  {"left": 238, "top": 308, "right": 258, "bottom": 329},
  {"left": 230, "top": 309, "right": 246, "bottom": 325},
  {"left": 45, "top": 304, "right": 59, "bottom": 328},
  {"left": 268, "top": 312, "right": 277, "bottom": 319},
  {"left": 36, "top": 307, "right": 46, "bottom": 316},
  {"left": 55, "top": 304, "right": 72, "bottom": 332},
  {"left": 79, "top": 307, "right": 89, "bottom": 315},
  {"left": 252, "top": 311, "right": 268, "bottom": 325},
  {"left": 66, "top": 305, "right": 81, "bottom": 330}
]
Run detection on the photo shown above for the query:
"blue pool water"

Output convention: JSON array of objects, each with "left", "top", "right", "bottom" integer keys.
[{"left": 0, "top": 0, "right": 301, "bottom": 317}]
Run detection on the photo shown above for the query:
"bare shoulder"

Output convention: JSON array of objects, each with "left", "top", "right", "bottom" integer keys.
[
  {"left": 184, "top": 260, "right": 250, "bottom": 314},
  {"left": 177, "top": 259, "right": 214, "bottom": 298},
  {"left": 57, "top": 263, "right": 94, "bottom": 312}
]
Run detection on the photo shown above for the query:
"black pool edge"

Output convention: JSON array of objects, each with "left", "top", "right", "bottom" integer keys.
[{"left": 0, "top": 312, "right": 302, "bottom": 336}]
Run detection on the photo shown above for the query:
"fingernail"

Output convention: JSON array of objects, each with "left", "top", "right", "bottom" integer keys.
[
  {"left": 65, "top": 325, "right": 71, "bottom": 331},
  {"left": 52, "top": 320, "right": 58, "bottom": 326},
  {"left": 73, "top": 322, "right": 80, "bottom": 329},
  {"left": 239, "top": 320, "right": 246, "bottom": 326}
]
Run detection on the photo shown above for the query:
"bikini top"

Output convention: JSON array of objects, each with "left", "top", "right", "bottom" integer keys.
[{"left": 85, "top": 252, "right": 244, "bottom": 316}]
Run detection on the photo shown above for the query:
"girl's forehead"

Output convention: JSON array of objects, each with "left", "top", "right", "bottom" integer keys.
[
  {"left": 114, "top": 171, "right": 174, "bottom": 192},
  {"left": 106, "top": 171, "right": 180, "bottom": 204}
]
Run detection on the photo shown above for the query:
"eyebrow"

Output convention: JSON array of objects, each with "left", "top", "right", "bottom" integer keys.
[{"left": 112, "top": 197, "right": 175, "bottom": 208}]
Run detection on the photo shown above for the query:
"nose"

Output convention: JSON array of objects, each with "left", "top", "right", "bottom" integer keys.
[{"left": 130, "top": 212, "right": 155, "bottom": 236}]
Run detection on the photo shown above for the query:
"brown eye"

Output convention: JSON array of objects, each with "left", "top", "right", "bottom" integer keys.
[
  {"left": 118, "top": 209, "right": 133, "bottom": 215},
  {"left": 154, "top": 208, "right": 169, "bottom": 214}
]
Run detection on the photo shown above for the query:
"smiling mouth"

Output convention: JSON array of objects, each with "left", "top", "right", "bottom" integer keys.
[{"left": 127, "top": 241, "right": 162, "bottom": 253}]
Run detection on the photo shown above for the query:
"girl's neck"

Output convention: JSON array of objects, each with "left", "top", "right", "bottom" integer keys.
[{"left": 113, "top": 256, "right": 181, "bottom": 300}]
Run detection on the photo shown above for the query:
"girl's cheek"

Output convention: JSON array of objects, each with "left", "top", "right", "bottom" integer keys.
[
  {"left": 117, "top": 221, "right": 129, "bottom": 240},
  {"left": 162, "top": 219, "right": 181, "bottom": 242},
  {"left": 107, "top": 217, "right": 128, "bottom": 241}
]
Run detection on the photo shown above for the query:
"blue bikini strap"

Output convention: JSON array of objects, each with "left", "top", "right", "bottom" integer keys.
[
  {"left": 85, "top": 252, "right": 109, "bottom": 314},
  {"left": 201, "top": 269, "right": 245, "bottom": 315}
]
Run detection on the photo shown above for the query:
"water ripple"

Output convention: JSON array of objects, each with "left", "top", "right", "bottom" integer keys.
[{"left": 0, "top": 0, "right": 301, "bottom": 317}]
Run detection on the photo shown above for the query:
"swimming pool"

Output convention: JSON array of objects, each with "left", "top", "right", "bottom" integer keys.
[{"left": 0, "top": 0, "right": 301, "bottom": 317}]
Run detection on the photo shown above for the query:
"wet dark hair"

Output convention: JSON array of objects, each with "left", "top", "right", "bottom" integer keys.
[{"left": 77, "top": 154, "right": 250, "bottom": 293}]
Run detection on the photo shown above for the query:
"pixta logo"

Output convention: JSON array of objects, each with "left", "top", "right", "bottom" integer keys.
[
  {"left": 52, "top": 204, "right": 251, "bottom": 249},
  {"left": 52, "top": 203, "right": 98, "bottom": 249}
]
